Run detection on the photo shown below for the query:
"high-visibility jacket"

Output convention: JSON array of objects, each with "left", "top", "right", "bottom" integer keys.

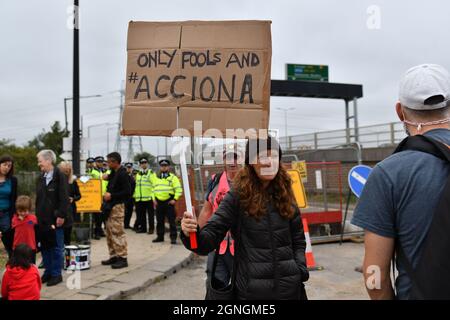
[
  {"left": 93, "top": 168, "right": 110, "bottom": 196},
  {"left": 87, "top": 168, "right": 101, "bottom": 179},
  {"left": 134, "top": 170, "right": 154, "bottom": 202},
  {"left": 152, "top": 172, "right": 182, "bottom": 201}
]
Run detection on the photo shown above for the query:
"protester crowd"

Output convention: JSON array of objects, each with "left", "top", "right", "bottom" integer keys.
[
  {"left": 1, "top": 63, "right": 450, "bottom": 300},
  {"left": 0, "top": 149, "right": 182, "bottom": 300}
]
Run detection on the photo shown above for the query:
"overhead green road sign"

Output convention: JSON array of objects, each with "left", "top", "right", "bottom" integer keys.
[{"left": 286, "top": 64, "right": 329, "bottom": 82}]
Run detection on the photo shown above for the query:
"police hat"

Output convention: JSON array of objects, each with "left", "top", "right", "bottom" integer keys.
[
  {"left": 94, "top": 156, "right": 104, "bottom": 162},
  {"left": 125, "top": 162, "right": 133, "bottom": 168},
  {"left": 159, "top": 159, "right": 170, "bottom": 166},
  {"left": 86, "top": 157, "right": 95, "bottom": 163},
  {"left": 139, "top": 157, "right": 148, "bottom": 164}
]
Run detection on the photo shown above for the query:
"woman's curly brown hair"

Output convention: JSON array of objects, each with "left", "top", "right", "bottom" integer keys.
[{"left": 233, "top": 162, "right": 296, "bottom": 220}]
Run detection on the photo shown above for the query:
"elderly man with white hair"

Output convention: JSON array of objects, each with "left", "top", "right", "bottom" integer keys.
[{"left": 35, "top": 149, "right": 69, "bottom": 287}]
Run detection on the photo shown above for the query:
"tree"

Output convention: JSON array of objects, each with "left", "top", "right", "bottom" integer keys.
[
  {"left": 133, "top": 152, "right": 156, "bottom": 166},
  {"left": 0, "top": 121, "right": 70, "bottom": 173},
  {"left": 28, "top": 121, "right": 69, "bottom": 161},
  {"left": 0, "top": 139, "right": 38, "bottom": 172}
]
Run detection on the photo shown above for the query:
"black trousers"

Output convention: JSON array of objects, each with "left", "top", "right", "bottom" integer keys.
[
  {"left": 92, "top": 212, "right": 104, "bottom": 236},
  {"left": 64, "top": 226, "right": 72, "bottom": 246},
  {"left": 156, "top": 200, "right": 177, "bottom": 240},
  {"left": 124, "top": 198, "right": 135, "bottom": 228},
  {"left": 0, "top": 228, "right": 14, "bottom": 258},
  {"left": 135, "top": 200, "right": 154, "bottom": 232}
]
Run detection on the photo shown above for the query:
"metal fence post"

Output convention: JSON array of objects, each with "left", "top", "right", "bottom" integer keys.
[{"left": 390, "top": 122, "right": 395, "bottom": 145}]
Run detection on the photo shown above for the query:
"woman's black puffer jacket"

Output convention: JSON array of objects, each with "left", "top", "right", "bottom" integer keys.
[{"left": 181, "top": 190, "right": 309, "bottom": 300}]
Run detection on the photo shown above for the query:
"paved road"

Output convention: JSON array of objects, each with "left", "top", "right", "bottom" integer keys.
[{"left": 128, "top": 242, "right": 368, "bottom": 300}]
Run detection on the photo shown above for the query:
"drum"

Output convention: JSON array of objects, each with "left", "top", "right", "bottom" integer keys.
[{"left": 64, "top": 245, "right": 91, "bottom": 271}]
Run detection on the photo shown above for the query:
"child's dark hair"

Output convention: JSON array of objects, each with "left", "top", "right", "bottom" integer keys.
[{"left": 7, "top": 244, "right": 33, "bottom": 269}]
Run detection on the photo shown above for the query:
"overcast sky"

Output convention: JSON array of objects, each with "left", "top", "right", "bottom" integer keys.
[{"left": 1, "top": 0, "right": 450, "bottom": 158}]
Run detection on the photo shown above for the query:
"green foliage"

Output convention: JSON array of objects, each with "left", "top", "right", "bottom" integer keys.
[
  {"left": 0, "top": 121, "right": 70, "bottom": 172},
  {"left": 0, "top": 139, "right": 38, "bottom": 172},
  {"left": 27, "top": 121, "right": 69, "bottom": 161}
]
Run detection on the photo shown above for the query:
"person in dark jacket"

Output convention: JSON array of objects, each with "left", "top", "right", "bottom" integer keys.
[
  {"left": 124, "top": 162, "right": 136, "bottom": 229},
  {"left": 100, "top": 152, "right": 131, "bottom": 269},
  {"left": 181, "top": 136, "right": 309, "bottom": 300},
  {"left": 35, "top": 150, "right": 69, "bottom": 287},
  {"left": 0, "top": 155, "right": 18, "bottom": 258},
  {"left": 58, "top": 162, "right": 81, "bottom": 246}
]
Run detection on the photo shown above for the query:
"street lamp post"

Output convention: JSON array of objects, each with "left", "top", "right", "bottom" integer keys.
[
  {"left": 107, "top": 125, "right": 119, "bottom": 155},
  {"left": 86, "top": 122, "right": 115, "bottom": 157},
  {"left": 72, "top": 0, "right": 80, "bottom": 175},
  {"left": 276, "top": 107, "right": 294, "bottom": 148},
  {"left": 64, "top": 94, "right": 102, "bottom": 132}
]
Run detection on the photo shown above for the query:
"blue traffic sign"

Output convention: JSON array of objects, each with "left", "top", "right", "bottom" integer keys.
[{"left": 348, "top": 165, "right": 373, "bottom": 198}]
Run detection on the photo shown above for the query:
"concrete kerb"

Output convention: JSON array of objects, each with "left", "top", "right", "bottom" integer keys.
[{"left": 94, "top": 247, "right": 194, "bottom": 300}]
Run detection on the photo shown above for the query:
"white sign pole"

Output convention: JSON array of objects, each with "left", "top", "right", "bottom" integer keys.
[{"left": 179, "top": 137, "right": 193, "bottom": 215}]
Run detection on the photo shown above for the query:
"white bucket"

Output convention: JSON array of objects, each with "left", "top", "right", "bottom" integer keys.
[{"left": 64, "top": 245, "right": 91, "bottom": 271}]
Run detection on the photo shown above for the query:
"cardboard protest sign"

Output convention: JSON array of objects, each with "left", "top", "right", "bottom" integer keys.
[
  {"left": 76, "top": 178, "right": 102, "bottom": 213},
  {"left": 121, "top": 20, "right": 272, "bottom": 137}
]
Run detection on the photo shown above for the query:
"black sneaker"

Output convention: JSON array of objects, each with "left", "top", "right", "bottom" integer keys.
[
  {"left": 171, "top": 239, "right": 177, "bottom": 245},
  {"left": 101, "top": 256, "right": 118, "bottom": 266},
  {"left": 136, "top": 229, "right": 147, "bottom": 234},
  {"left": 47, "top": 275, "right": 63, "bottom": 287},
  {"left": 111, "top": 257, "right": 128, "bottom": 269},
  {"left": 124, "top": 225, "right": 131, "bottom": 229},
  {"left": 152, "top": 237, "right": 164, "bottom": 243},
  {"left": 41, "top": 274, "right": 51, "bottom": 284}
]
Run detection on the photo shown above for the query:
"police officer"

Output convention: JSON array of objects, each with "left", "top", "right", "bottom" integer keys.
[
  {"left": 134, "top": 157, "right": 155, "bottom": 234},
  {"left": 92, "top": 156, "right": 108, "bottom": 239},
  {"left": 86, "top": 157, "right": 96, "bottom": 175},
  {"left": 152, "top": 159, "right": 182, "bottom": 244},
  {"left": 124, "top": 162, "right": 136, "bottom": 229}
]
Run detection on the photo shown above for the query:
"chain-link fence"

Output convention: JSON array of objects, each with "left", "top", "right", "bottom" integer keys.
[{"left": 15, "top": 171, "right": 40, "bottom": 198}]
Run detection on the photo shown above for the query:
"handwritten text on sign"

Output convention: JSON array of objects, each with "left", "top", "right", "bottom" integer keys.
[
  {"left": 76, "top": 178, "right": 102, "bottom": 213},
  {"left": 128, "top": 50, "right": 262, "bottom": 104}
]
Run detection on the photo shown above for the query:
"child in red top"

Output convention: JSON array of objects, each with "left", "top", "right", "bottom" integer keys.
[
  {"left": 1, "top": 243, "right": 41, "bottom": 300},
  {"left": 11, "top": 196, "right": 37, "bottom": 263}
]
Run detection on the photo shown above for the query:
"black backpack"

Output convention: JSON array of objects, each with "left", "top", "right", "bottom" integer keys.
[{"left": 393, "top": 134, "right": 450, "bottom": 299}]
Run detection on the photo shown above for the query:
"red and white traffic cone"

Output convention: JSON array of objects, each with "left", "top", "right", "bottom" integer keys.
[{"left": 302, "top": 218, "right": 321, "bottom": 271}]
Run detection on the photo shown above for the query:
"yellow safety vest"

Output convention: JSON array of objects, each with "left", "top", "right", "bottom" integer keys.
[
  {"left": 152, "top": 172, "right": 182, "bottom": 201},
  {"left": 134, "top": 170, "right": 154, "bottom": 202},
  {"left": 87, "top": 168, "right": 101, "bottom": 179},
  {"left": 99, "top": 169, "right": 110, "bottom": 196}
]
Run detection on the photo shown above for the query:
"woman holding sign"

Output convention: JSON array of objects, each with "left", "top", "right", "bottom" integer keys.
[{"left": 181, "top": 136, "right": 309, "bottom": 300}]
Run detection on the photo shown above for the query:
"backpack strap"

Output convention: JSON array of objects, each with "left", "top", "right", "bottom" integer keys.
[
  {"left": 392, "top": 134, "right": 450, "bottom": 299},
  {"left": 394, "top": 135, "right": 450, "bottom": 162}
]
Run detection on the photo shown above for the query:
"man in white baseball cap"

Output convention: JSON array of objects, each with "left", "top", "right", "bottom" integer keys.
[
  {"left": 351, "top": 64, "right": 450, "bottom": 300},
  {"left": 397, "top": 63, "right": 450, "bottom": 134}
]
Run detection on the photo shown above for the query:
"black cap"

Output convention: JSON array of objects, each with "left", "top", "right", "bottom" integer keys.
[
  {"left": 94, "top": 156, "right": 104, "bottom": 162},
  {"left": 86, "top": 157, "right": 95, "bottom": 163},
  {"left": 125, "top": 162, "right": 133, "bottom": 168},
  {"left": 245, "top": 136, "right": 282, "bottom": 165},
  {"left": 139, "top": 157, "right": 148, "bottom": 164},
  {"left": 159, "top": 159, "right": 170, "bottom": 166}
]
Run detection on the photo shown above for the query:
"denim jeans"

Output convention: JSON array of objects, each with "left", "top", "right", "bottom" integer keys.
[{"left": 42, "top": 227, "right": 65, "bottom": 277}]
